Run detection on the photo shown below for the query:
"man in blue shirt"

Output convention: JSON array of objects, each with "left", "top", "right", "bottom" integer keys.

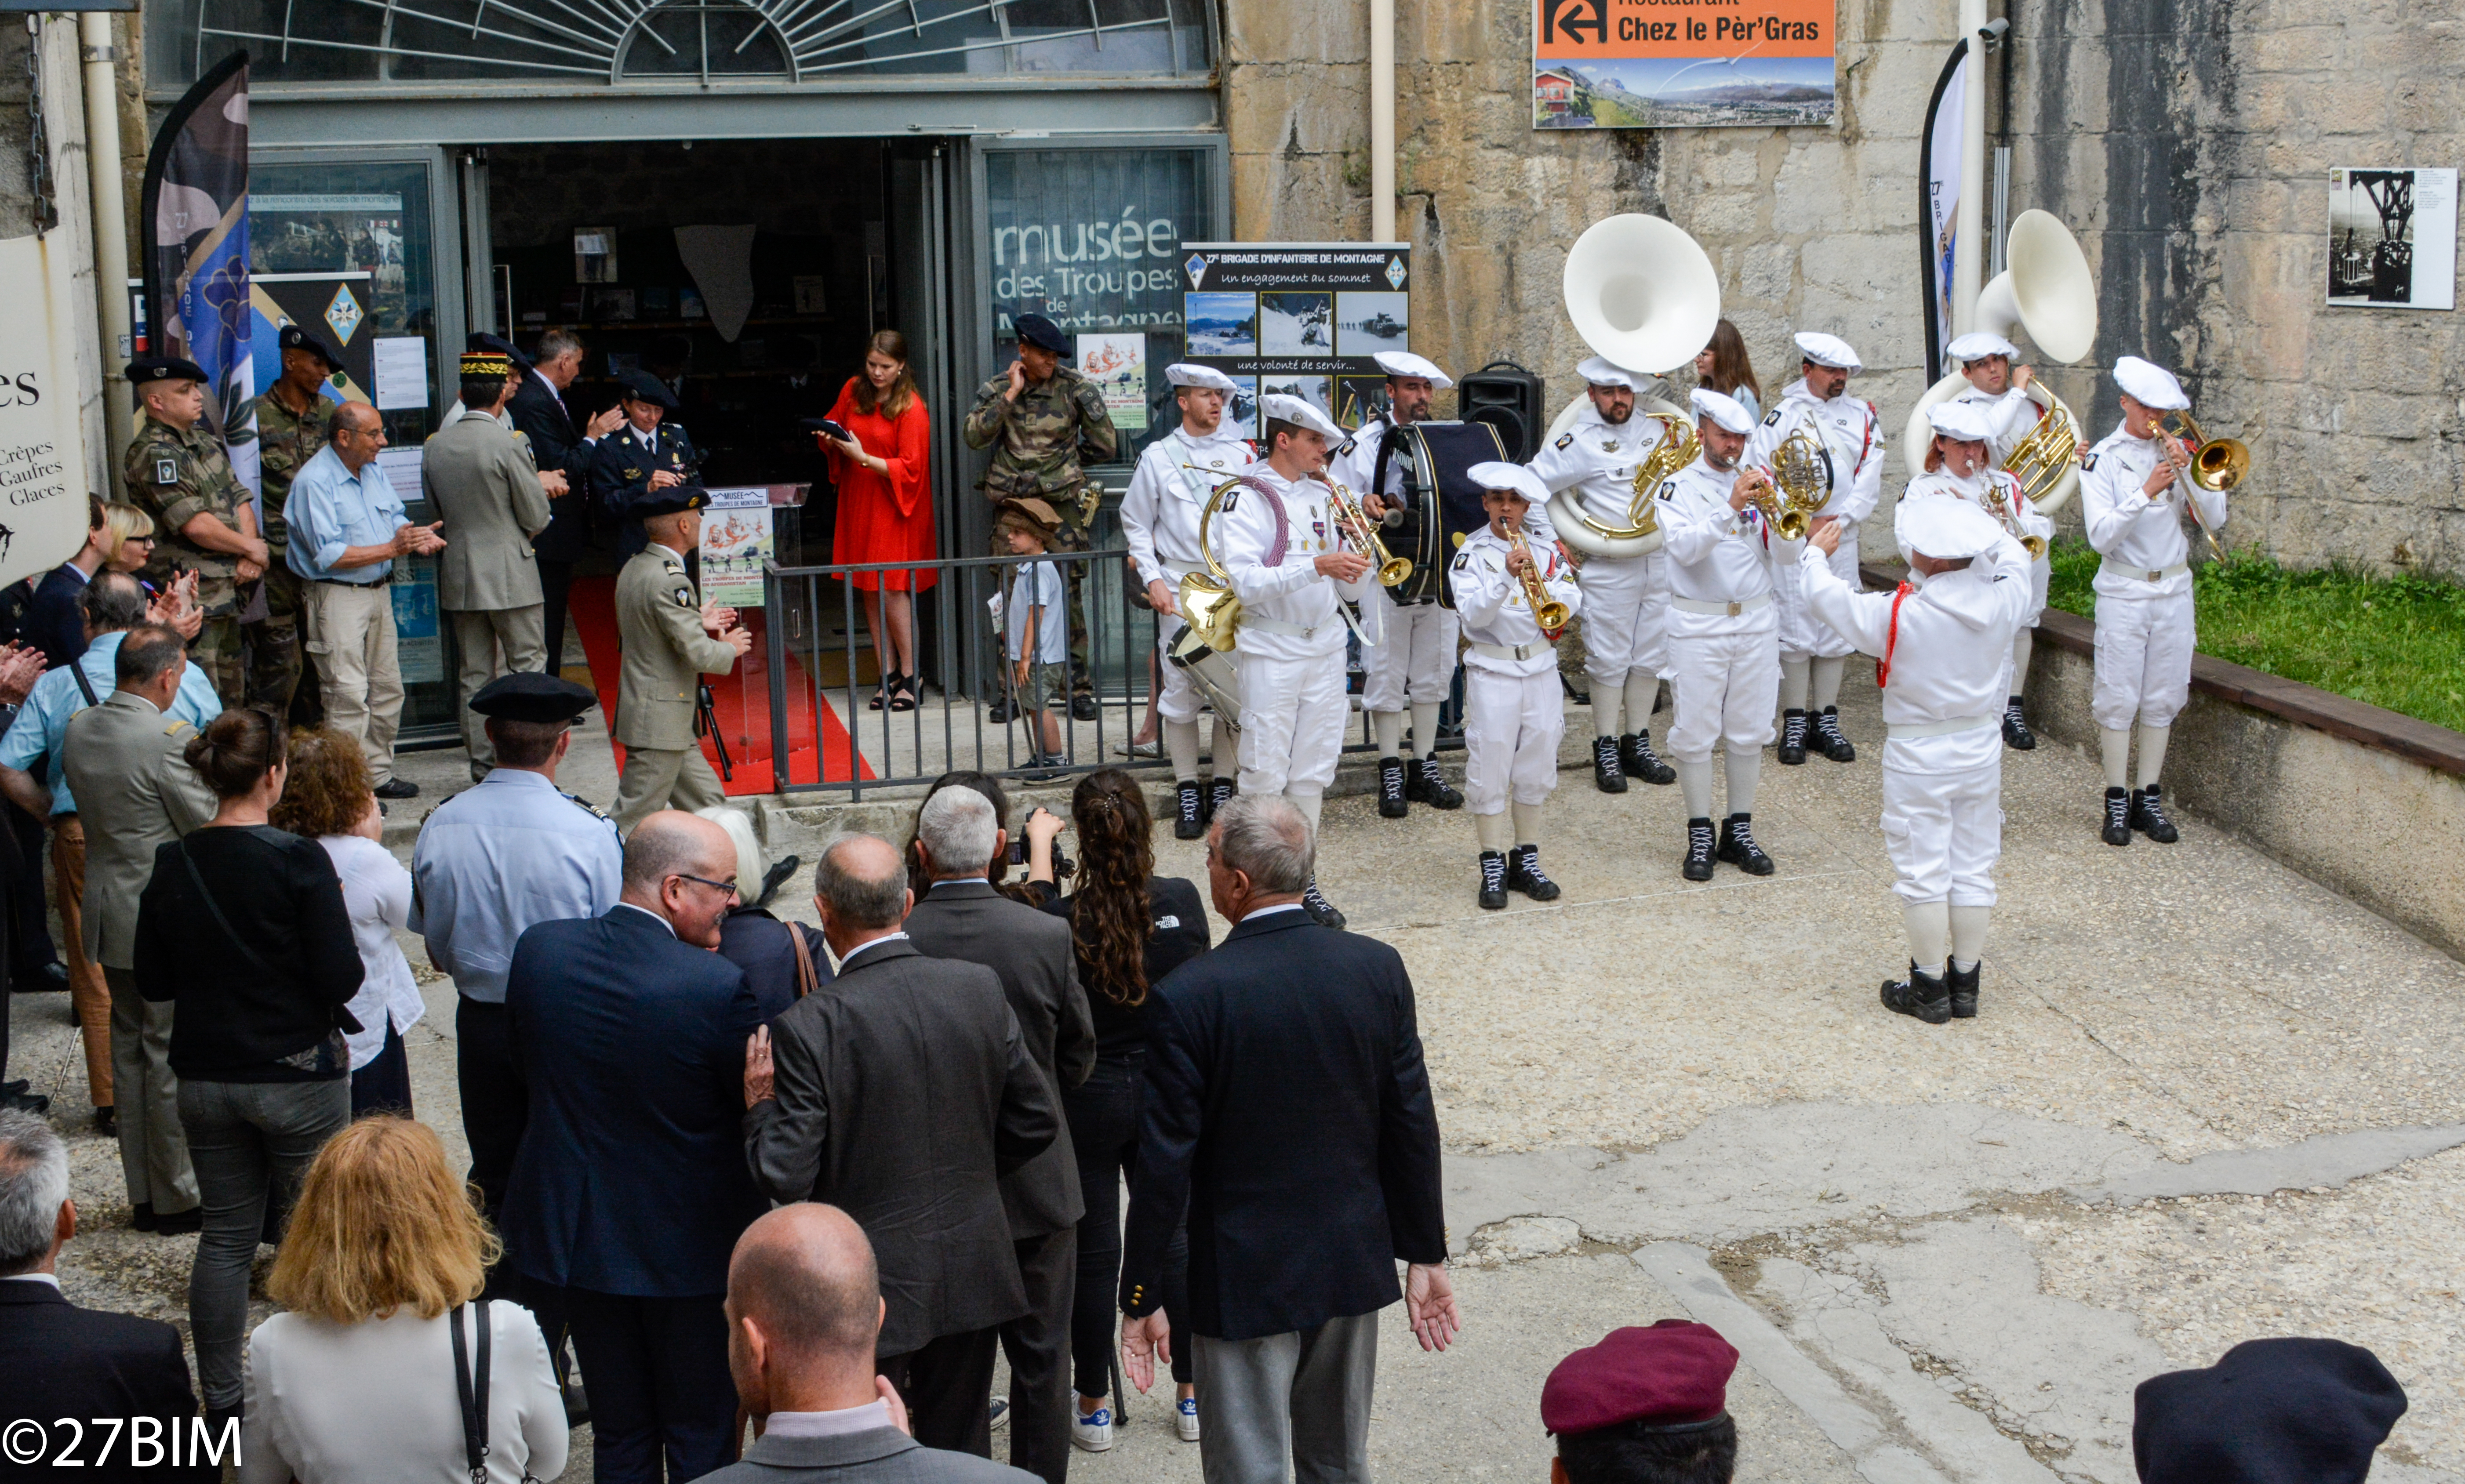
[{"left": 285, "top": 403, "right": 445, "bottom": 800}]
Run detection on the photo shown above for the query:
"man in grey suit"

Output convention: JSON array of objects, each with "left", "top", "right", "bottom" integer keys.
[
  {"left": 704, "top": 1202, "right": 1036, "bottom": 1484},
  {"left": 744, "top": 833, "right": 1058, "bottom": 1461},
  {"left": 59, "top": 625, "right": 217, "bottom": 1234},
  {"left": 903, "top": 786, "right": 1092, "bottom": 1484},
  {"left": 425, "top": 348, "right": 555, "bottom": 778}
]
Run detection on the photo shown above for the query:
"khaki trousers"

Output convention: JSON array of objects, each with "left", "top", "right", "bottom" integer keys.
[
  {"left": 304, "top": 580, "right": 404, "bottom": 784},
  {"left": 612, "top": 744, "right": 725, "bottom": 835},
  {"left": 104, "top": 965, "right": 197, "bottom": 1215},
  {"left": 49, "top": 816, "right": 113, "bottom": 1107},
  {"left": 449, "top": 605, "right": 547, "bottom": 774}
]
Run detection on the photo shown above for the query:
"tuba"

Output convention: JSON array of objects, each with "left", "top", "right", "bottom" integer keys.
[
  {"left": 1903, "top": 210, "right": 2099, "bottom": 519},
  {"left": 1175, "top": 474, "right": 1251, "bottom": 652}
]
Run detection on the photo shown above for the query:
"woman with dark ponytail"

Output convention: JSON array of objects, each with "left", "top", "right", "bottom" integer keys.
[{"left": 1038, "top": 768, "right": 1212, "bottom": 1450}]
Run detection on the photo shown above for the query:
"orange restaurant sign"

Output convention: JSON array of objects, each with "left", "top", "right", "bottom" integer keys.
[{"left": 1531, "top": 0, "right": 1837, "bottom": 130}]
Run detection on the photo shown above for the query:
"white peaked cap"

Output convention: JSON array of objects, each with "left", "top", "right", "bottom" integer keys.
[
  {"left": 1466, "top": 461, "right": 1550, "bottom": 504},
  {"left": 1926, "top": 400, "right": 1997, "bottom": 442},
  {"left": 2113, "top": 356, "right": 2190, "bottom": 411},
  {"left": 1690, "top": 387, "right": 1756, "bottom": 435},
  {"left": 1259, "top": 392, "right": 1343, "bottom": 438},
  {"left": 1371, "top": 351, "right": 1452, "bottom": 388},
  {"left": 1165, "top": 363, "right": 1237, "bottom": 391},
  {"left": 1899, "top": 498, "right": 2007, "bottom": 562},
  {"left": 1575, "top": 356, "right": 1642, "bottom": 390},
  {"left": 1946, "top": 331, "right": 2020, "bottom": 363},
  {"left": 1793, "top": 331, "right": 1862, "bottom": 371}
]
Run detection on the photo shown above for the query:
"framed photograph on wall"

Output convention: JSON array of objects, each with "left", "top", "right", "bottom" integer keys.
[{"left": 2327, "top": 167, "right": 2457, "bottom": 310}]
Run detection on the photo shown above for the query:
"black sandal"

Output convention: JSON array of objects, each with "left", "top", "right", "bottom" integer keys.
[
  {"left": 869, "top": 670, "right": 898, "bottom": 711},
  {"left": 888, "top": 673, "right": 920, "bottom": 713}
]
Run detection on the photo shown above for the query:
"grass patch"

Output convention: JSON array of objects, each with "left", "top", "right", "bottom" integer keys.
[{"left": 2043, "top": 541, "right": 2465, "bottom": 733}]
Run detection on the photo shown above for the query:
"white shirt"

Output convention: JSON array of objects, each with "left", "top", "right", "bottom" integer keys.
[
  {"left": 1654, "top": 457, "right": 1784, "bottom": 635},
  {"left": 1218, "top": 466, "right": 1371, "bottom": 661},
  {"left": 2079, "top": 422, "right": 2227, "bottom": 599},
  {"left": 1121, "top": 424, "right": 1255, "bottom": 589},
  {"left": 1743, "top": 379, "right": 1886, "bottom": 527},
  {"left": 1524, "top": 403, "right": 1675, "bottom": 544},
  {"left": 316, "top": 834, "right": 425, "bottom": 1071},
  {"left": 409, "top": 769, "right": 623, "bottom": 1004},
  {"left": 1240, "top": 902, "right": 1307, "bottom": 923},
  {"left": 1949, "top": 383, "right": 2040, "bottom": 466},
  {"left": 1448, "top": 524, "right": 1582, "bottom": 674},
  {"left": 763, "top": 1401, "right": 895, "bottom": 1439},
  {"left": 836, "top": 931, "right": 911, "bottom": 971}
]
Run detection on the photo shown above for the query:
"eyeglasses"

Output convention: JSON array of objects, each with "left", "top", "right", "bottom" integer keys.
[{"left": 671, "top": 871, "right": 741, "bottom": 900}]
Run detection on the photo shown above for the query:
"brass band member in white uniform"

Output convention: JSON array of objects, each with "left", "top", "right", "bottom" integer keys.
[
  {"left": 1743, "top": 331, "right": 1885, "bottom": 767},
  {"left": 1121, "top": 362, "right": 1255, "bottom": 838},
  {"left": 1798, "top": 501, "right": 2034, "bottom": 1024},
  {"left": 1944, "top": 330, "right": 2083, "bottom": 750},
  {"left": 1451, "top": 462, "right": 1584, "bottom": 911},
  {"left": 1893, "top": 401, "right": 2053, "bottom": 634},
  {"left": 1526, "top": 356, "right": 1678, "bottom": 793},
  {"left": 1219, "top": 392, "right": 1373, "bottom": 928},
  {"left": 2079, "top": 356, "right": 2225, "bottom": 849},
  {"left": 1657, "top": 388, "right": 1785, "bottom": 882},
  {"left": 1330, "top": 350, "right": 1465, "bottom": 818}
]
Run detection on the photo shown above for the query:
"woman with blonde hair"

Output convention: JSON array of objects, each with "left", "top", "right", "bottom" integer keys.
[
  {"left": 101, "top": 502, "right": 203, "bottom": 641},
  {"left": 240, "top": 1116, "right": 568, "bottom": 1483}
]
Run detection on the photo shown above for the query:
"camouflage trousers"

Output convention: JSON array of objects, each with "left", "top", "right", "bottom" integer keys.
[
  {"left": 191, "top": 573, "right": 247, "bottom": 709},
  {"left": 245, "top": 561, "right": 305, "bottom": 715}
]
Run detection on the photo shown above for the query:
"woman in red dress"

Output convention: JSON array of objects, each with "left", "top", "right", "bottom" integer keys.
[{"left": 819, "top": 330, "right": 937, "bottom": 712}]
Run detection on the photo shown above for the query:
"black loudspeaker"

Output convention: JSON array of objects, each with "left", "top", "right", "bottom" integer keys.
[{"left": 1454, "top": 361, "right": 1547, "bottom": 461}]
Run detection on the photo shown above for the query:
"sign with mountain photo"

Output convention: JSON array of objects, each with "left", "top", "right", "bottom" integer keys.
[{"left": 1533, "top": 0, "right": 1836, "bottom": 129}]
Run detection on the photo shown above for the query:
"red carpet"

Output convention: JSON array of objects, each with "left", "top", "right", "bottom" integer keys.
[{"left": 568, "top": 575, "right": 872, "bottom": 794}]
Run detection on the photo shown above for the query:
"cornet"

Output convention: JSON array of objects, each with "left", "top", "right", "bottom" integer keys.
[
  {"left": 1982, "top": 482, "right": 2050, "bottom": 560},
  {"left": 1323, "top": 479, "right": 1414, "bottom": 587},
  {"left": 1508, "top": 524, "right": 1571, "bottom": 636}
]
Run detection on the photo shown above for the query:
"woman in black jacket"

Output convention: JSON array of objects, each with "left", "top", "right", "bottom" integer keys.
[
  {"left": 1039, "top": 768, "right": 1212, "bottom": 1450},
  {"left": 135, "top": 708, "right": 364, "bottom": 1422}
]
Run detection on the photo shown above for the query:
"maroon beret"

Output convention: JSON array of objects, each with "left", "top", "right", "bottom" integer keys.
[{"left": 1542, "top": 1320, "right": 1739, "bottom": 1436}]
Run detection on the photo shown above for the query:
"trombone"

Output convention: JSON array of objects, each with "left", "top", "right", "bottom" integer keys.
[
  {"left": 2153, "top": 410, "right": 2244, "bottom": 561},
  {"left": 1508, "top": 524, "right": 1571, "bottom": 636},
  {"left": 1323, "top": 478, "right": 1414, "bottom": 586}
]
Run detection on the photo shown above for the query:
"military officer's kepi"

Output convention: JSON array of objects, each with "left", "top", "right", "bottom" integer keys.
[
  {"left": 466, "top": 331, "right": 533, "bottom": 376},
  {"left": 1014, "top": 312, "right": 1071, "bottom": 356},
  {"left": 469, "top": 671, "right": 600, "bottom": 725},
  {"left": 126, "top": 355, "right": 209, "bottom": 387},
  {"left": 616, "top": 366, "right": 681, "bottom": 411},
  {"left": 633, "top": 482, "right": 711, "bottom": 519},
  {"left": 460, "top": 348, "right": 513, "bottom": 379},
  {"left": 276, "top": 324, "right": 343, "bottom": 371}
]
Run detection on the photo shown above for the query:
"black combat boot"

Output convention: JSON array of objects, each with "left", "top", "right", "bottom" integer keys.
[
  {"left": 1477, "top": 850, "right": 1509, "bottom": 910},
  {"left": 1814, "top": 706, "right": 1856, "bottom": 762},
  {"left": 1620, "top": 731, "right": 1676, "bottom": 786},
  {"left": 1945, "top": 959, "right": 1981, "bottom": 1019},
  {"left": 1378, "top": 757, "right": 1409, "bottom": 817},
  {"left": 1206, "top": 776, "right": 1234, "bottom": 823},
  {"left": 1174, "top": 780, "right": 1205, "bottom": 840},
  {"left": 2130, "top": 784, "right": 2180, "bottom": 844},
  {"left": 2001, "top": 697, "right": 2037, "bottom": 750},
  {"left": 2101, "top": 787, "right": 2132, "bottom": 847},
  {"left": 1881, "top": 963, "right": 1952, "bottom": 1024},
  {"left": 1506, "top": 844, "right": 1562, "bottom": 902},
  {"left": 1777, "top": 708, "right": 1809, "bottom": 765},
  {"left": 1302, "top": 878, "right": 1347, "bottom": 931},
  {"left": 1716, "top": 813, "right": 1775, "bottom": 876},
  {"left": 1407, "top": 756, "right": 1463, "bottom": 809},
  {"left": 1592, "top": 736, "right": 1629, "bottom": 794},
  {"left": 1681, "top": 819, "right": 1716, "bottom": 882}
]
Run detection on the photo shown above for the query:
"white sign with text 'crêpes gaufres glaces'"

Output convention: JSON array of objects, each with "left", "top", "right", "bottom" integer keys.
[{"left": 0, "top": 235, "right": 96, "bottom": 590}]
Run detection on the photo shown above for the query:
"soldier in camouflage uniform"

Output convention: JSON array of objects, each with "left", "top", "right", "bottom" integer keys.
[
  {"left": 962, "top": 312, "right": 1118, "bottom": 718},
  {"left": 249, "top": 326, "right": 344, "bottom": 715},
  {"left": 121, "top": 357, "right": 268, "bottom": 707}
]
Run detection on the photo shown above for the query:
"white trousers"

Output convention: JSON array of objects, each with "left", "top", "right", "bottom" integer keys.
[
  {"left": 1464, "top": 667, "right": 1564, "bottom": 815},
  {"left": 1776, "top": 530, "right": 1860, "bottom": 660},
  {"left": 1361, "top": 588, "right": 1461, "bottom": 711},
  {"left": 1577, "top": 550, "right": 1671, "bottom": 687},
  {"left": 1665, "top": 628, "right": 1781, "bottom": 765},
  {"left": 1236, "top": 649, "right": 1346, "bottom": 798},
  {"left": 2024, "top": 554, "right": 2050, "bottom": 626},
  {"left": 1881, "top": 759, "right": 2003, "bottom": 906},
  {"left": 2092, "top": 588, "right": 2195, "bottom": 730},
  {"left": 1155, "top": 619, "right": 1217, "bottom": 724}
]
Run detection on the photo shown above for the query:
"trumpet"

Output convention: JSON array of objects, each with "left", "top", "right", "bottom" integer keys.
[
  {"left": 1982, "top": 482, "right": 2050, "bottom": 560},
  {"left": 1508, "top": 523, "right": 1571, "bottom": 636},
  {"left": 1323, "top": 478, "right": 1414, "bottom": 587},
  {"left": 1737, "top": 466, "right": 1785, "bottom": 532}
]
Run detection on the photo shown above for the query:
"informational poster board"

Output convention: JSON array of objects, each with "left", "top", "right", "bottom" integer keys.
[
  {"left": 1077, "top": 333, "right": 1149, "bottom": 431},
  {"left": 1177, "top": 243, "right": 1411, "bottom": 438},
  {"left": 0, "top": 236, "right": 95, "bottom": 590},
  {"left": 2328, "top": 167, "right": 2458, "bottom": 310},
  {"left": 1532, "top": 0, "right": 1835, "bottom": 129},
  {"left": 701, "top": 486, "right": 774, "bottom": 609}
]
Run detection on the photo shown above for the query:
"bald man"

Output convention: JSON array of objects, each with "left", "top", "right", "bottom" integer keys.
[{"left": 705, "top": 1203, "right": 1037, "bottom": 1481}]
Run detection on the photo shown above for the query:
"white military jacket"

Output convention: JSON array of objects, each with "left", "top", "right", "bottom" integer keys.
[
  {"left": 1895, "top": 466, "right": 2052, "bottom": 570},
  {"left": 1654, "top": 457, "right": 1784, "bottom": 638},
  {"left": 1949, "top": 384, "right": 2039, "bottom": 467},
  {"left": 1120, "top": 424, "right": 1256, "bottom": 590},
  {"left": 1218, "top": 467, "right": 1371, "bottom": 662},
  {"left": 1449, "top": 522, "right": 1582, "bottom": 676},
  {"left": 1743, "top": 379, "right": 1887, "bottom": 528},
  {"left": 2079, "top": 423, "right": 2228, "bottom": 602},
  {"left": 1523, "top": 403, "right": 1676, "bottom": 555}
]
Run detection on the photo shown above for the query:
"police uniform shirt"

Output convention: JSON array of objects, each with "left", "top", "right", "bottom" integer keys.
[
  {"left": 409, "top": 768, "right": 623, "bottom": 1004},
  {"left": 1524, "top": 403, "right": 1676, "bottom": 543},
  {"left": 1449, "top": 525, "right": 1582, "bottom": 675},
  {"left": 1655, "top": 457, "right": 1784, "bottom": 634},
  {"left": 2078, "top": 423, "right": 2227, "bottom": 601},
  {"left": 1217, "top": 468, "right": 1370, "bottom": 662},
  {"left": 1121, "top": 425, "right": 1256, "bottom": 589},
  {"left": 1742, "top": 380, "right": 1887, "bottom": 528}
]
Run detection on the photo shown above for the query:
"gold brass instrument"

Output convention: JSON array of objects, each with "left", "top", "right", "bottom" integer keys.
[
  {"left": 1175, "top": 475, "right": 1248, "bottom": 652},
  {"left": 2153, "top": 411, "right": 2241, "bottom": 561},
  {"left": 2001, "top": 396, "right": 2083, "bottom": 509},
  {"left": 1738, "top": 467, "right": 1785, "bottom": 532},
  {"left": 1323, "top": 478, "right": 1414, "bottom": 586},
  {"left": 1509, "top": 524, "right": 1571, "bottom": 636},
  {"left": 1982, "top": 481, "right": 2051, "bottom": 560},
  {"left": 1764, "top": 427, "right": 1830, "bottom": 540},
  {"left": 1624, "top": 416, "right": 1699, "bottom": 536}
]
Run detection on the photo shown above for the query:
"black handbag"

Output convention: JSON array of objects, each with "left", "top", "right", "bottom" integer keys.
[{"left": 451, "top": 1300, "right": 543, "bottom": 1484}]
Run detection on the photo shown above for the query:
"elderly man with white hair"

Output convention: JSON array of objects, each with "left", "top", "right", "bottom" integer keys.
[
  {"left": 1743, "top": 330, "right": 1887, "bottom": 768},
  {"left": 1332, "top": 350, "right": 1469, "bottom": 818},
  {"left": 1527, "top": 356, "right": 1680, "bottom": 794},
  {"left": 1655, "top": 388, "right": 1789, "bottom": 882},
  {"left": 1214, "top": 392, "right": 1374, "bottom": 929},
  {"left": 2079, "top": 356, "right": 2227, "bottom": 849},
  {"left": 1122, "top": 363, "right": 1258, "bottom": 838},
  {"left": 1799, "top": 501, "right": 2035, "bottom": 1024}
]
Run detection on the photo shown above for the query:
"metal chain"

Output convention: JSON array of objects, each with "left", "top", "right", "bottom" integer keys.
[{"left": 24, "top": 15, "right": 57, "bottom": 236}]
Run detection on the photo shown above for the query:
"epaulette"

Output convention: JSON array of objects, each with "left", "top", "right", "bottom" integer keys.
[
  {"left": 164, "top": 718, "right": 191, "bottom": 736},
  {"left": 564, "top": 791, "right": 611, "bottom": 821}
]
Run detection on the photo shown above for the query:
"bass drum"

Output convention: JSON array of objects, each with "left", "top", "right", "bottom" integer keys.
[{"left": 1382, "top": 419, "right": 1509, "bottom": 608}]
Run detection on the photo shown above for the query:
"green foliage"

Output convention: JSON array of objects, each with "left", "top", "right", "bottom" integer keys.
[{"left": 2042, "top": 540, "right": 2465, "bottom": 733}]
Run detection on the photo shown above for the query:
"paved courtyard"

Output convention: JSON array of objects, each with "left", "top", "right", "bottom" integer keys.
[{"left": 13, "top": 664, "right": 2464, "bottom": 1482}]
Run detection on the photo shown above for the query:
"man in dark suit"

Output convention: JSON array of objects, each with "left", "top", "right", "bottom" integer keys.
[
  {"left": 903, "top": 786, "right": 1094, "bottom": 1484},
  {"left": 745, "top": 833, "right": 1058, "bottom": 1461},
  {"left": 702, "top": 1202, "right": 1038, "bottom": 1484},
  {"left": 510, "top": 329, "right": 624, "bottom": 676},
  {"left": 1117, "top": 794, "right": 1459, "bottom": 1484},
  {"left": 0, "top": 1109, "right": 213, "bottom": 1480},
  {"left": 503, "top": 810, "right": 766, "bottom": 1484}
]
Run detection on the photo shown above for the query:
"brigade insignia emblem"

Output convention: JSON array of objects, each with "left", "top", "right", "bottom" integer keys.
[
  {"left": 1602, "top": 439, "right": 1619, "bottom": 452},
  {"left": 1553, "top": 433, "right": 1574, "bottom": 451},
  {"left": 1658, "top": 481, "right": 1677, "bottom": 501},
  {"left": 2080, "top": 454, "right": 2099, "bottom": 472},
  {"left": 1222, "top": 488, "right": 1239, "bottom": 512},
  {"left": 155, "top": 459, "right": 178, "bottom": 486},
  {"left": 1761, "top": 410, "right": 1782, "bottom": 426},
  {"left": 673, "top": 585, "right": 694, "bottom": 606}
]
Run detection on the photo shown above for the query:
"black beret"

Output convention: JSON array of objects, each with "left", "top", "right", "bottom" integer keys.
[
  {"left": 127, "top": 356, "right": 209, "bottom": 386},
  {"left": 633, "top": 482, "right": 711, "bottom": 519},
  {"left": 469, "top": 671, "right": 598, "bottom": 724},
  {"left": 2134, "top": 1337, "right": 2407, "bottom": 1484},
  {"left": 616, "top": 367, "right": 681, "bottom": 411},
  {"left": 466, "top": 331, "right": 533, "bottom": 376},
  {"left": 276, "top": 324, "right": 343, "bottom": 370},
  {"left": 1013, "top": 313, "right": 1070, "bottom": 355}
]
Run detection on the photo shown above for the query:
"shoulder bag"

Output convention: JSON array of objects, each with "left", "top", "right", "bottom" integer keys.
[{"left": 450, "top": 1300, "right": 542, "bottom": 1484}]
